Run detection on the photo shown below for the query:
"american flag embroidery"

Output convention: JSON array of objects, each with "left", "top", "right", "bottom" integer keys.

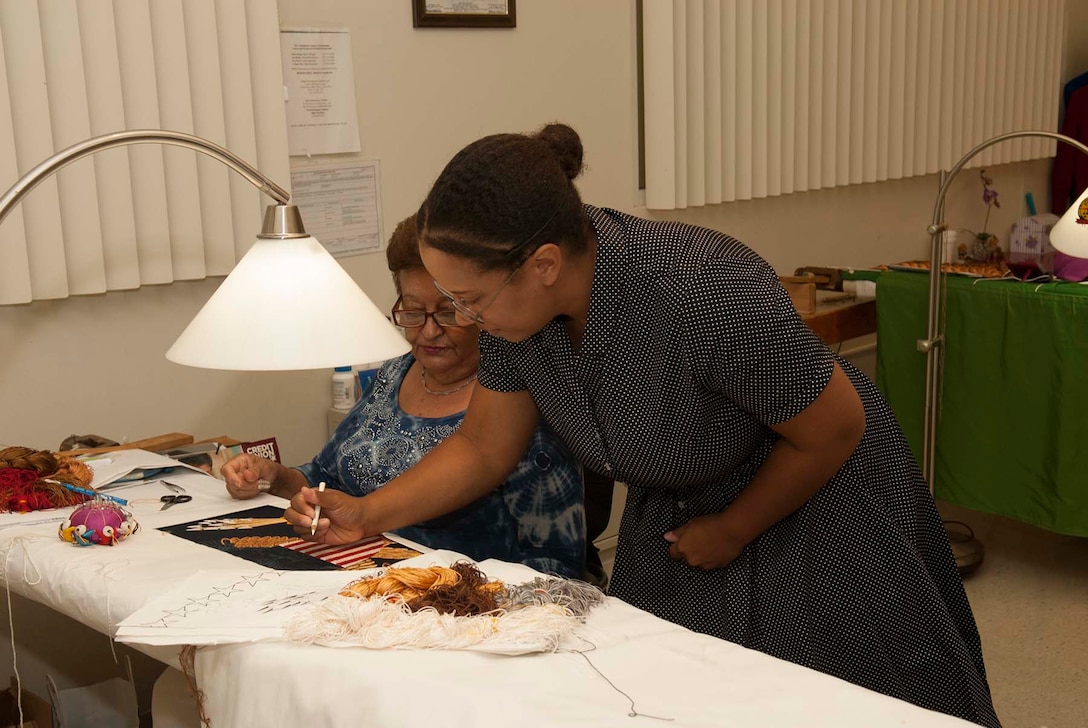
[{"left": 278, "top": 535, "right": 421, "bottom": 570}]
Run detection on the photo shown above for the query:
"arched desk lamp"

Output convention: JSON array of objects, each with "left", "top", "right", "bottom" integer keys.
[
  {"left": 0, "top": 130, "right": 411, "bottom": 369},
  {"left": 919, "top": 130, "right": 1088, "bottom": 571}
]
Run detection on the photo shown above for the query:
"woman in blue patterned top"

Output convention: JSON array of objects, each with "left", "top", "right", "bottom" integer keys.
[{"left": 221, "top": 216, "right": 585, "bottom": 578}]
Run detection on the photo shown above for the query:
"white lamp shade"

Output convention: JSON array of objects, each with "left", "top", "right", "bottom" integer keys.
[
  {"left": 1050, "top": 188, "right": 1088, "bottom": 259},
  {"left": 167, "top": 235, "right": 410, "bottom": 370}
]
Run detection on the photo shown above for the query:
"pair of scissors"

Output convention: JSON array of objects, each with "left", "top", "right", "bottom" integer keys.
[{"left": 160, "top": 494, "right": 193, "bottom": 511}]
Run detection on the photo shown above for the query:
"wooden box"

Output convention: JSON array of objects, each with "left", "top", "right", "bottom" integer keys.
[{"left": 779, "top": 276, "right": 817, "bottom": 315}]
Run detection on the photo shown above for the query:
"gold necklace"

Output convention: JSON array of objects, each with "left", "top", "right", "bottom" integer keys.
[{"left": 420, "top": 367, "right": 477, "bottom": 396}]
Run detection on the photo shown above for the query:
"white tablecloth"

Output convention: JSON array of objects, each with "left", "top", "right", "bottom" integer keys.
[{"left": 0, "top": 471, "right": 977, "bottom": 727}]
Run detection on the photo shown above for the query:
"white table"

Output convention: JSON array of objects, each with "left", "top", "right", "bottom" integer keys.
[{"left": 0, "top": 471, "right": 977, "bottom": 727}]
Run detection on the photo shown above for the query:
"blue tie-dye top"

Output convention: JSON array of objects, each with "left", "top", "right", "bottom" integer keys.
[{"left": 296, "top": 354, "right": 585, "bottom": 578}]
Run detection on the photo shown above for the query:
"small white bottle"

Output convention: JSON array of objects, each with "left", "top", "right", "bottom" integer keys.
[{"left": 331, "top": 366, "right": 357, "bottom": 410}]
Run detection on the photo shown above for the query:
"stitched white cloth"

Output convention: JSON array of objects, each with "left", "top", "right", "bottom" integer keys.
[{"left": 1, "top": 472, "right": 976, "bottom": 727}]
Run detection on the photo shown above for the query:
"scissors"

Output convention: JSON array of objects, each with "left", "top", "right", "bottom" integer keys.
[{"left": 160, "top": 494, "right": 193, "bottom": 511}]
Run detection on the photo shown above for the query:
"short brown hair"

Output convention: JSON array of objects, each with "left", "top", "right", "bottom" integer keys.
[{"left": 385, "top": 215, "right": 423, "bottom": 294}]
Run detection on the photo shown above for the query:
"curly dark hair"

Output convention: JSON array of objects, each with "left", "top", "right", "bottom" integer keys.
[
  {"left": 385, "top": 215, "right": 423, "bottom": 294},
  {"left": 416, "top": 123, "right": 590, "bottom": 271}
]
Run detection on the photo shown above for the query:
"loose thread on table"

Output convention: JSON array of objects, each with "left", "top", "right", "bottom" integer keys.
[
  {"left": 0, "top": 535, "right": 48, "bottom": 728},
  {"left": 4, "top": 542, "right": 25, "bottom": 728},
  {"left": 571, "top": 638, "right": 675, "bottom": 722},
  {"left": 93, "top": 559, "right": 131, "bottom": 665},
  {"left": 179, "top": 644, "right": 211, "bottom": 728}
]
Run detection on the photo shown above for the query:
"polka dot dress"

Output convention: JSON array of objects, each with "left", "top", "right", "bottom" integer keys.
[{"left": 478, "top": 205, "right": 1001, "bottom": 727}]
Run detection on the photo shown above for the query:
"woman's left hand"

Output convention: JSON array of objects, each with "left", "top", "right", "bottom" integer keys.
[
  {"left": 284, "top": 486, "right": 368, "bottom": 544},
  {"left": 664, "top": 513, "right": 751, "bottom": 570}
]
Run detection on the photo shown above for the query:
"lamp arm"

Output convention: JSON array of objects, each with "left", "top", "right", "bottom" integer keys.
[
  {"left": 918, "top": 130, "right": 1088, "bottom": 489},
  {"left": 927, "top": 130, "right": 1088, "bottom": 235},
  {"left": 0, "top": 129, "right": 290, "bottom": 229}
]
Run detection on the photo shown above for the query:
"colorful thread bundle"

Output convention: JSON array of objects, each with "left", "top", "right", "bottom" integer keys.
[
  {"left": 0, "top": 446, "right": 93, "bottom": 513},
  {"left": 499, "top": 576, "right": 607, "bottom": 617},
  {"left": 286, "top": 562, "right": 607, "bottom": 654},
  {"left": 339, "top": 562, "right": 504, "bottom": 615}
]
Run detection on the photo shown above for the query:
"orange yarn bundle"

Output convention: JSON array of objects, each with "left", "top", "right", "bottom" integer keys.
[
  {"left": 0, "top": 446, "right": 94, "bottom": 513},
  {"left": 340, "top": 562, "right": 507, "bottom": 616}
]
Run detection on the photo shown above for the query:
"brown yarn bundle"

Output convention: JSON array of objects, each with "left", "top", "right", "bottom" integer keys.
[
  {"left": 406, "top": 562, "right": 505, "bottom": 616},
  {"left": 0, "top": 446, "right": 94, "bottom": 512},
  {"left": 52, "top": 456, "right": 94, "bottom": 488},
  {"left": 0, "top": 446, "right": 58, "bottom": 474}
]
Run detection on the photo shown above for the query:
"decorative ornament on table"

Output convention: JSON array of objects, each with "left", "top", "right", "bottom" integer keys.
[
  {"left": 59, "top": 500, "right": 139, "bottom": 547},
  {"left": 964, "top": 169, "right": 1007, "bottom": 268},
  {"left": 1052, "top": 196, "right": 1088, "bottom": 281},
  {"left": 1008, "top": 192, "right": 1059, "bottom": 280}
]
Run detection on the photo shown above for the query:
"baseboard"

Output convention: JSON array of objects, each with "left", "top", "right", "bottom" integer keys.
[{"left": 593, "top": 534, "right": 618, "bottom": 552}]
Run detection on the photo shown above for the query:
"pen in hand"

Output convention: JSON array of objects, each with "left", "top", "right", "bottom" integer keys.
[{"left": 310, "top": 481, "right": 326, "bottom": 537}]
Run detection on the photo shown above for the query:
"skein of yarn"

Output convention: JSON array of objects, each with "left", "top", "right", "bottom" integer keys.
[{"left": 0, "top": 446, "right": 95, "bottom": 513}]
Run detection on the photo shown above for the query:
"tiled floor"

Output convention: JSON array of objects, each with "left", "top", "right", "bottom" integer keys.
[
  {"left": 938, "top": 501, "right": 1088, "bottom": 728},
  {"left": 597, "top": 502, "right": 1088, "bottom": 728}
]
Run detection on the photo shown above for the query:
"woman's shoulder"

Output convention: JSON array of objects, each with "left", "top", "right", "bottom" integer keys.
[
  {"left": 379, "top": 353, "right": 414, "bottom": 380},
  {"left": 589, "top": 204, "right": 763, "bottom": 283},
  {"left": 362, "top": 353, "right": 414, "bottom": 397}
]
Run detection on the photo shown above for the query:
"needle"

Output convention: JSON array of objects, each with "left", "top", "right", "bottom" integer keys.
[{"left": 310, "top": 481, "right": 326, "bottom": 537}]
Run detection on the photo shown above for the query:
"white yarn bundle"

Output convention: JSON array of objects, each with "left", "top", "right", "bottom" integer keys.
[{"left": 285, "top": 596, "right": 579, "bottom": 654}]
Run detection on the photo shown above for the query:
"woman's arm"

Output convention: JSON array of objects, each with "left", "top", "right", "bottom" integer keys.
[
  {"left": 221, "top": 454, "right": 310, "bottom": 500},
  {"left": 666, "top": 361, "right": 866, "bottom": 568},
  {"left": 266, "top": 465, "right": 310, "bottom": 500},
  {"left": 284, "top": 386, "right": 542, "bottom": 542}
]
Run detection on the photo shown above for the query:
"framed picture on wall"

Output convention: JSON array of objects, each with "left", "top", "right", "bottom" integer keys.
[{"left": 412, "top": 0, "right": 516, "bottom": 28}]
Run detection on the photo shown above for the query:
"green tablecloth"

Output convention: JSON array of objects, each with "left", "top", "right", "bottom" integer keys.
[{"left": 875, "top": 271, "right": 1088, "bottom": 536}]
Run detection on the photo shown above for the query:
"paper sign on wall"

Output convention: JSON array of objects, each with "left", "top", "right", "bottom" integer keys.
[
  {"left": 280, "top": 28, "right": 361, "bottom": 156},
  {"left": 290, "top": 160, "right": 384, "bottom": 258}
]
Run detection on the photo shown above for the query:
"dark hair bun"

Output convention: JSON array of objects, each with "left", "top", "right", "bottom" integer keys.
[{"left": 534, "top": 123, "right": 584, "bottom": 181}]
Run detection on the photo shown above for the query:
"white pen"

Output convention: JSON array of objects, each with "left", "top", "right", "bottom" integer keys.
[{"left": 310, "top": 481, "right": 326, "bottom": 537}]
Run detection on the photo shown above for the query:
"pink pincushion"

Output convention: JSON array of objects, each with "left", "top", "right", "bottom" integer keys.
[{"left": 59, "top": 501, "right": 139, "bottom": 546}]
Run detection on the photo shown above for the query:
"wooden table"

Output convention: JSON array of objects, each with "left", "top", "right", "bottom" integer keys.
[{"left": 801, "top": 292, "right": 877, "bottom": 345}]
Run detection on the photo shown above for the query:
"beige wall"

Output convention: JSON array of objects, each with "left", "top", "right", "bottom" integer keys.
[
  {"left": 1065, "top": 0, "right": 1088, "bottom": 84},
  {"left": 0, "top": 0, "right": 1077, "bottom": 464}
]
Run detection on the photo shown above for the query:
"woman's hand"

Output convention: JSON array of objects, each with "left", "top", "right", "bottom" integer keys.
[
  {"left": 664, "top": 513, "right": 750, "bottom": 570},
  {"left": 221, "top": 453, "right": 277, "bottom": 500},
  {"left": 284, "top": 486, "right": 367, "bottom": 544}
]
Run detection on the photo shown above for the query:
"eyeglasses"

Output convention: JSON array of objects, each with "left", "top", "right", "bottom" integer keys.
[
  {"left": 433, "top": 260, "right": 525, "bottom": 327},
  {"left": 390, "top": 298, "right": 469, "bottom": 328},
  {"left": 431, "top": 203, "right": 563, "bottom": 326}
]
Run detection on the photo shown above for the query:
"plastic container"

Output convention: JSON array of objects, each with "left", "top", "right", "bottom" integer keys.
[{"left": 331, "top": 366, "right": 357, "bottom": 410}]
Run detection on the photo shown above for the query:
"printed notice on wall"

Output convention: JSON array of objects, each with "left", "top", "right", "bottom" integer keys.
[
  {"left": 280, "top": 28, "right": 361, "bottom": 156},
  {"left": 290, "top": 161, "right": 383, "bottom": 258},
  {"left": 425, "top": 0, "right": 509, "bottom": 13}
]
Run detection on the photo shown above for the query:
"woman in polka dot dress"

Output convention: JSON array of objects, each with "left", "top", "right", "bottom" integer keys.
[{"left": 285, "top": 124, "right": 1000, "bottom": 727}]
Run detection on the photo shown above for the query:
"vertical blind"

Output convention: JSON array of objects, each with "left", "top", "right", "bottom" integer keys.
[
  {"left": 643, "top": 0, "right": 1066, "bottom": 210},
  {"left": 0, "top": 0, "right": 290, "bottom": 304}
]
